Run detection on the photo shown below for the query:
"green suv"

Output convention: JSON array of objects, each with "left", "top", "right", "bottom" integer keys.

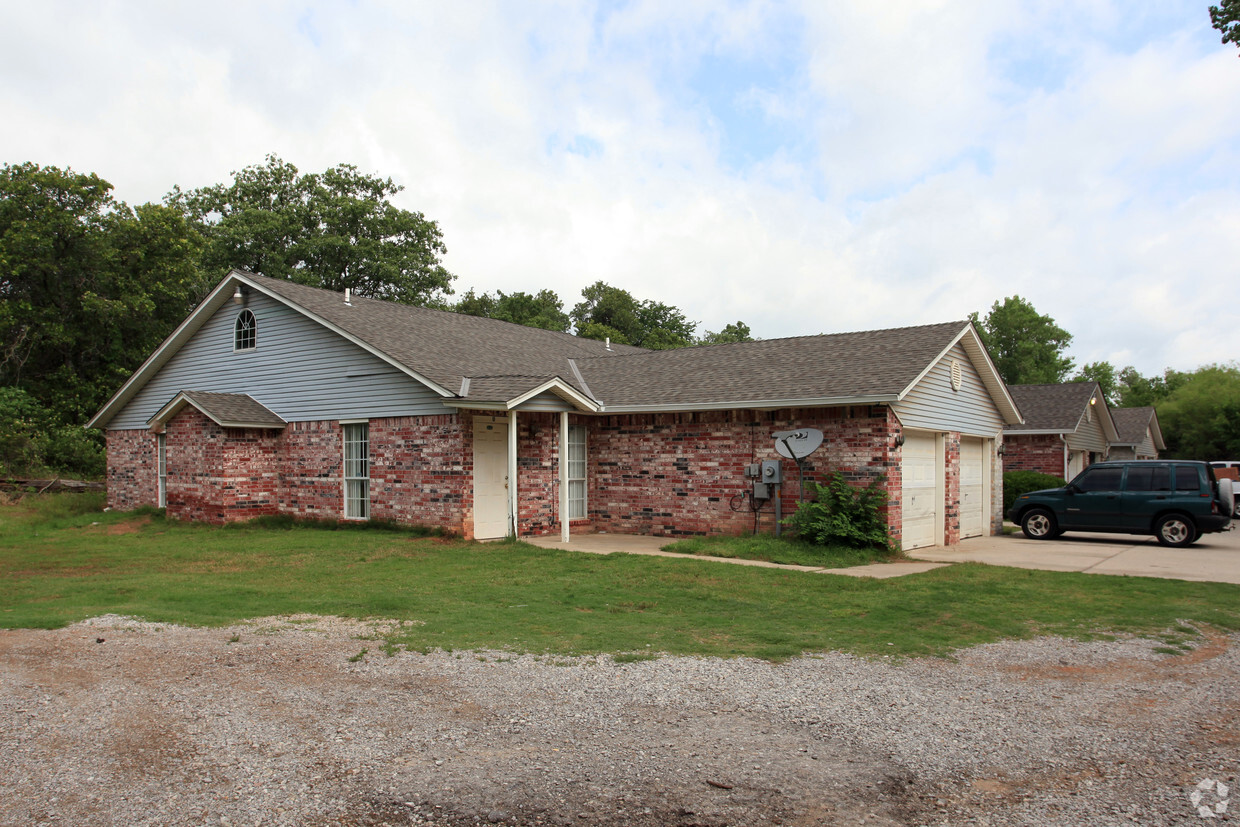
[{"left": 1007, "top": 460, "right": 1234, "bottom": 547}]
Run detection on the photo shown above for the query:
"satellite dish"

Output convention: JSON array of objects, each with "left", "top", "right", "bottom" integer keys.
[{"left": 773, "top": 428, "right": 823, "bottom": 460}]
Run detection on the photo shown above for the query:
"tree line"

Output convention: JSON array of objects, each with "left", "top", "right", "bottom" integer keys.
[
  {"left": 0, "top": 157, "right": 751, "bottom": 477},
  {"left": 1, "top": 156, "right": 1235, "bottom": 478},
  {"left": 972, "top": 296, "right": 1240, "bottom": 461}
]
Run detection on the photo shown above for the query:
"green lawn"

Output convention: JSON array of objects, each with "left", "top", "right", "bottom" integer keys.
[
  {"left": 660, "top": 534, "right": 899, "bottom": 567},
  {"left": 3, "top": 493, "right": 1239, "bottom": 660}
]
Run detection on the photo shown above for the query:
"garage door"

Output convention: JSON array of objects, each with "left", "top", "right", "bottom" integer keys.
[
  {"left": 902, "top": 432, "right": 939, "bottom": 550},
  {"left": 959, "top": 438, "right": 986, "bottom": 539}
]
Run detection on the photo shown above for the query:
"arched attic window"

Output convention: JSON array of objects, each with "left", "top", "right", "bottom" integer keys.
[{"left": 234, "top": 309, "right": 256, "bottom": 351}]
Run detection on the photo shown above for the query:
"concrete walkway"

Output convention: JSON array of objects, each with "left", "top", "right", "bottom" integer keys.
[
  {"left": 525, "top": 528, "right": 1240, "bottom": 584},
  {"left": 523, "top": 534, "right": 947, "bottom": 578}
]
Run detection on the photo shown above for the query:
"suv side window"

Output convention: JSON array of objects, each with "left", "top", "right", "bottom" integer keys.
[
  {"left": 1075, "top": 465, "right": 1124, "bottom": 492},
  {"left": 1173, "top": 465, "right": 1202, "bottom": 492},
  {"left": 1126, "top": 466, "right": 1171, "bottom": 492}
]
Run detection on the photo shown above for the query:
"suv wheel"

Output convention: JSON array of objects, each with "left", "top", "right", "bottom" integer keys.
[
  {"left": 1021, "top": 508, "right": 1059, "bottom": 540},
  {"left": 1155, "top": 514, "right": 1196, "bottom": 548}
]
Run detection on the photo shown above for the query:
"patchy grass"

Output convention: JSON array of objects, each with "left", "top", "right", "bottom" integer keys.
[
  {"left": 2, "top": 494, "right": 1240, "bottom": 661},
  {"left": 660, "top": 534, "right": 899, "bottom": 568}
]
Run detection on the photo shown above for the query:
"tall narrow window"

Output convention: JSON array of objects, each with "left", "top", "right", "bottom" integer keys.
[
  {"left": 157, "top": 433, "right": 167, "bottom": 508},
  {"left": 567, "top": 425, "right": 587, "bottom": 520},
  {"left": 343, "top": 423, "right": 370, "bottom": 519},
  {"left": 234, "top": 309, "right": 256, "bottom": 351}
]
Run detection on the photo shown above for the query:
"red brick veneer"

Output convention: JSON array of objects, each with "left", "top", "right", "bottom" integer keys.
[
  {"left": 1004, "top": 434, "right": 1066, "bottom": 477},
  {"left": 107, "top": 405, "right": 916, "bottom": 542},
  {"left": 164, "top": 407, "right": 281, "bottom": 523},
  {"left": 582, "top": 406, "right": 902, "bottom": 542},
  {"left": 105, "top": 429, "right": 158, "bottom": 511}
]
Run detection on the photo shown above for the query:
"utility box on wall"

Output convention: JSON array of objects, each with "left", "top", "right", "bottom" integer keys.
[{"left": 761, "top": 459, "right": 782, "bottom": 483}]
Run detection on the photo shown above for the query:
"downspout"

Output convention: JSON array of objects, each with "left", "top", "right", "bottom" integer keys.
[
  {"left": 1061, "top": 434, "right": 1069, "bottom": 480},
  {"left": 559, "top": 411, "right": 570, "bottom": 543},
  {"left": 508, "top": 410, "right": 519, "bottom": 537}
]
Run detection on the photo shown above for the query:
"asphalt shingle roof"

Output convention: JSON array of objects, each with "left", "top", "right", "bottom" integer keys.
[
  {"left": 1005, "top": 383, "right": 1099, "bottom": 432},
  {"left": 251, "top": 274, "right": 641, "bottom": 398},
  {"left": 573, "top": 321, "right": 971, "bottom": 408},
  {"left": 251, "top": 273, "right": 971, "bottom": 409},
  {"left": 1111, "top": 406, "right": 1157, "bottom": 444},
  {"left": 166, "top": 391, "right": 286, "bottom": 428}
]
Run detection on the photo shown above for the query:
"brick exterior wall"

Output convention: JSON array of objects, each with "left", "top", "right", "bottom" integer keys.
[
  {"left": 370, "top": 415, "right": 470, "bottom": 535},
  {"left": 107, "top": 404, "right": 1007, "bottom": 546},
  {"left": 105, "top": 429, "right": 158, "bottom": 511},
  {"left": 279, "top": 420, "right": 344, "bottom": 520},
  {"left": 942, "top": 432, "right": 961, "bottom": 546},
  {"left": 164, "top": 407, "right": 282, "bottom": 523},
  {"left": 1004, "top": 434, "right": 1067, "bottom": 477},
  {"left": 581, "top": 406, "right": 902, "bottom": 541}
]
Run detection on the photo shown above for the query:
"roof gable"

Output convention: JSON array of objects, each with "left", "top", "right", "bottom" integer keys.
[
  {"left": 1005, "top": 382, "right": 1119, "bottom": 442},
  {"left": 150, "top": 391, "right": 286, "bottom": 430},
  {"left": 1111, "top": 406, "right": 1166, "bottom": 450}
]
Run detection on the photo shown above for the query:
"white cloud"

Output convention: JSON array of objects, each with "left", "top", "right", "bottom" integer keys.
[{"left": 1, "top": 1, "right": 1238, "bottom": 378}]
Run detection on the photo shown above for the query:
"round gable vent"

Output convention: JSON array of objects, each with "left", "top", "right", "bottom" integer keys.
[{"left": 950, "top": 360, "right": 963, "bottom": 392}]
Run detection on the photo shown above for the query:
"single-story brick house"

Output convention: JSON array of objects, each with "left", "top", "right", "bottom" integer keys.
[
  {"left": 1003, "top": 382, "right": 1118, "bottom": 479},
  {"left": 89, "top": 270, "right": 1023, "bottom": 549},
  {"left": 1107, "top": 407, "right": 1164, "bottom": 461}
]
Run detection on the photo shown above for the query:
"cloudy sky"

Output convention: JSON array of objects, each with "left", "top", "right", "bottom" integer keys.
[{"left": 3, "top": 1, "right": 1238, "bottom": 377}]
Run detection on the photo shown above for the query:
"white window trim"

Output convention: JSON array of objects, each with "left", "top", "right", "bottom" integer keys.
[
  {"left": 233, "top": 309, "right": 257, "bottom": 352},
  {"left": 567, "top": 424, "right": 587, "bottom": 520},
  {"left": 157, "top": 433, "right": 167, "bottom": 508},
  {"left": 343, "top": 422, "right": 370, "bottom": 520}
]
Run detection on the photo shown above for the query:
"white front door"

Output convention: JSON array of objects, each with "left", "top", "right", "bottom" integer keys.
[
  {"left": 902, "top": 432, "right": 940, "bottom": 550},
  {"left": 473, "top": 418, "right": 509, "bottom": 539},
  {"left": 959, "top": 437, "right": 987, "bottom": 539}
]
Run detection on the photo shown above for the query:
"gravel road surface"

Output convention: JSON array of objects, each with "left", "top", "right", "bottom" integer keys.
[{"left": 2, "top": 615, "right": 1236, "bottom": 826}]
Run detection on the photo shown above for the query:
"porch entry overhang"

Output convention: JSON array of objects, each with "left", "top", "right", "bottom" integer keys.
[{"left": 471, "top": 410, "right": 577, "bottom": 543}]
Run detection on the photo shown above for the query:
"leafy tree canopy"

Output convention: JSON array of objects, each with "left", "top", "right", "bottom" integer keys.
[
  {"left": 698, "top": 321, "right": 755, "bottom": 346},
  {"left": 454, "top": 288, "right": 571, "bottom": 332},
  {"left": 1155, "top": 363, "right": 1240, "bottom": 459},
  {"left": 1211, "top": 0, "right": 1240, "bottom": 51},
  {"left": 970, "top": 296, "right": 1074, "bottom": 385},
  {"left": 168, "top": 155, "right": 454, "bottom": 306},
  {"left": 570, "top": 281, "right": 697, "bottom": 349},
  {"left": 0, "top": 162, "right": 203, "bottom": 426},
  {"left": 1072, "top": 361, "right": 1120, "bottom": 405},
  {"left": 1116, "top": 365, "right": 1190, "bottom": 409}
]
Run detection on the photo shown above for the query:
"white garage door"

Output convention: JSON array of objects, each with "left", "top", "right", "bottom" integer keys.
[
  {"left": 902, "top": 432, "right": 939, "bottom": 550},
  {"left": 959, "top": 438, "right": 986, "bottom": 539}
]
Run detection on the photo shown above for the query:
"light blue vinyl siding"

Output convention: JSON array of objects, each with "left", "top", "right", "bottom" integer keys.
[
  {"left": 108, "top": 293, "right": 452, "bottom": 429},
  {"left": 893, "top": 344, "right": 1005, "bottom": 437}
]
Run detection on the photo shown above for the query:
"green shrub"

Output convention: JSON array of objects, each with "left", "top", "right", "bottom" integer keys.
[
  {"left": 0, "top": 387, "right": 104, "bottom": 479},
  {"left": 784, "top": 472, "right": 894, "bottom": 551},
  {"left": 1003, "top": 470, "right": 1066, "bottom": 514}
]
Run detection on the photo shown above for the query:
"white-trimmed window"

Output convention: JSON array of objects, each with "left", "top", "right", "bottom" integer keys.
[
  {"left": 343, "top": 423, "right": 369, "bottom": 519},
  {"left": 234, "top": 309, "right": 256, "bottom": 351},
  {"left": 567, "top": 425, "right": 587, "bottom": 520},
  {"left": 157, "top": 433, "right": 167, "bottom": 508}
]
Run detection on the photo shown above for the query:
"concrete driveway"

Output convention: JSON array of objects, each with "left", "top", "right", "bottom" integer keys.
[
  {"left": 527, "top": 527, "right": 1240, "bottom": 585},
  {"left": 914, "top": 525, "right": 1240, "bottom": 585}
]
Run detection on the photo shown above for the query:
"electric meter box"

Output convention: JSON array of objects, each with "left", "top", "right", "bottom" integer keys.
[{"left": 761, "top": 460, "right": 783, "bottom": 483}]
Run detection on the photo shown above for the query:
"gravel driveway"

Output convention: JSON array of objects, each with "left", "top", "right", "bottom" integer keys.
[{"left": 2, "top": 615, "right": 1237, "bottom": 826}]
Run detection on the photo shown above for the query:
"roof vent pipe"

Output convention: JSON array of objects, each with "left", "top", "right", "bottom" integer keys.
[
  {"left": 344, "top": 287, "right": 351, "bottom": 305},
  {"left": 605, "top": 337, "right": 611, "bottom": 351}
]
